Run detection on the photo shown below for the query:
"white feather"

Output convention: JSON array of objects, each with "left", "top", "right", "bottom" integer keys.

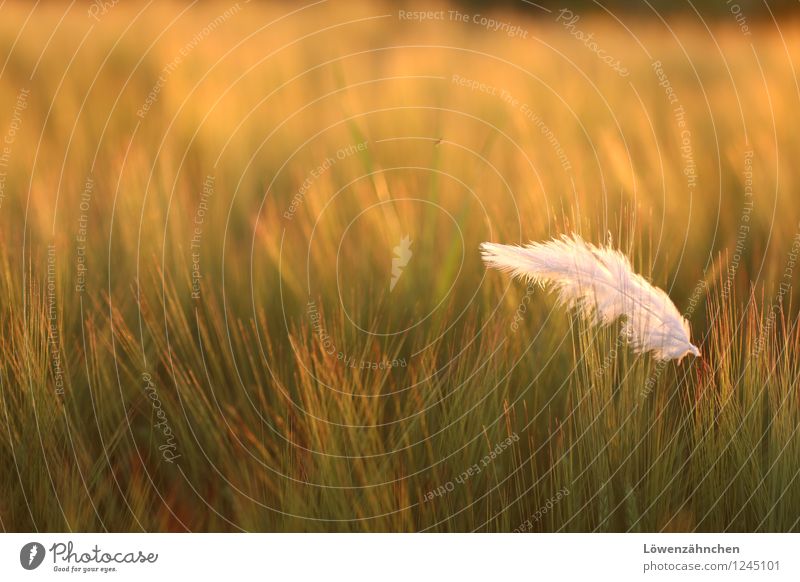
[{"left": 481, "top": 234, "right": 700, "bottom": 362}]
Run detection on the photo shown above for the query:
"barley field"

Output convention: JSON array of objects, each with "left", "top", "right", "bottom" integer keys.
[{"left": 1, "top": 0, "right": 799, "bottom": 532}]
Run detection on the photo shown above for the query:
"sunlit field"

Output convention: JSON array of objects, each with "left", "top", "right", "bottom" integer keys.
[{"left": 1, "top": 1, "right": 800, "bottom": 532}]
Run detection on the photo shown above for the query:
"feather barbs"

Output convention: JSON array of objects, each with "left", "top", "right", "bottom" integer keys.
[{"left": 481, "top": 234, "right": 700, "bottom": 363}]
